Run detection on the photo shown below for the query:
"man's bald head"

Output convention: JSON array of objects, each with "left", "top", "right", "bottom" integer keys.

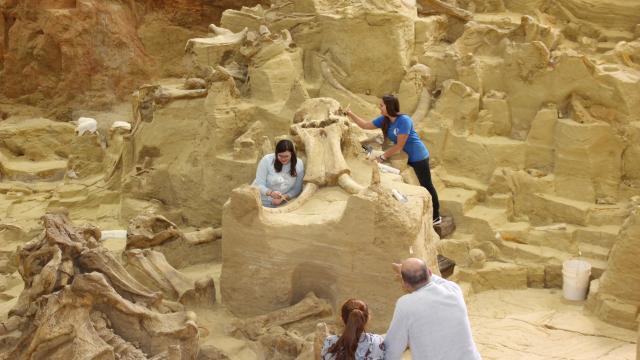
[{"left": 400, "top": 258, "right": 430, "bottom": 290}]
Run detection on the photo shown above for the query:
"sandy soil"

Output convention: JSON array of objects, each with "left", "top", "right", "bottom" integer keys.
[
  {"left": 98, "top": 234, "right": 639, "bottom": 360},
  {"left": 468, "top": 289, "right": 637, "bottom": 360},
  {"left": 0, "top": 236, "right": 636, "bottom": 359}
]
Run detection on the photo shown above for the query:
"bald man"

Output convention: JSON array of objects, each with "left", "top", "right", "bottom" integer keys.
[{"left": 384, "top": 258, "right": 481, "bottom": 360}]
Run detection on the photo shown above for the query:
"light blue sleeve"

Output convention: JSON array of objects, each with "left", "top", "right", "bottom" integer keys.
[
  {"left": 251, "top": 155, "right": 271, "bottom": 196},
  {"left": 285, "top": 159, "right": 305, "bottom": 199},
  {"left": 321, "top": 335, "right": 337, "bottom": 360},
  {"left": 370, "top": 334, "right": 386, "bottom": 360},
  {"left": 383, "top": 300, "right": 409, "bottom": 360}
]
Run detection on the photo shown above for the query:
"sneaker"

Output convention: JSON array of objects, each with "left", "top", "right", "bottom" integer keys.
[{"left": 433, "top": 216, "right": 442, "bottom": 225}]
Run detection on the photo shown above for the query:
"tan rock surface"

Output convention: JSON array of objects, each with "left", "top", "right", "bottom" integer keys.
[
  {"left": 1, "top": 0, "right": 640, "bottom": 358},
  {"left": 1, "top": 0, "right": 152, "bottom": 110},
  {"left": 588, "top": 202, "right": 640, "bottom": 329},
  {"left": 0, "top": 1, "right": 269, "bottom": 110},
  {"left": 469, "top": 289, "right": 637, "bottom": 359}
]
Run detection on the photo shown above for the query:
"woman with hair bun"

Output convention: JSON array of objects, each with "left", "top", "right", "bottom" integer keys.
[{"left": 321, "top": 299, "right": 385, "bottom": 360}]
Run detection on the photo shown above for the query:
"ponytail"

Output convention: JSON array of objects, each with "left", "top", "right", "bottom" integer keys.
[{"left": 328, "top": 300, "right": 369, "bottom": 360}]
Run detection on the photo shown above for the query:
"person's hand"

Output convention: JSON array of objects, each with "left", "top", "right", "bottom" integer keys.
[
  {"left": 343, "top": 105, "right": 353, "bottom": 118},
  {"left": 376, "top": 154, "right": 386, "bottom": 163},
  {"left": 391, "top": 262, "right": 402, "bottom": 282},
  {"left": 269, "top": 191, "right": 282, "bottom": 199},
  {"left": 272, "top": 197, "right": 283, "bottom": 206},
  {"left": 391, "top": 262, "right": 401, "bottom": 275}
]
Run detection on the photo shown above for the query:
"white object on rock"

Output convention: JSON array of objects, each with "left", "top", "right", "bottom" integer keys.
[
  {"left": 401, "top": 0, "right": 416, "bottom": 7},
  {"left": 111, "top": 121, "right": 132, "bottom": 131},
  {"left": 100, "top": 230, "right": 128, "bottom": 240},
  {"left": 562, "top": 259, "right": 592, "bottom": 301},
  {"left": 535, "top": 223, "right": 567, "bottom": 231},
  {"left": 67, "top": 170, "right": 78, "bottom": 179},
  {"left": 392, "top": 188, "right": 408, "bottom": 203},
  {"left": 76, "top": 117, "right": 97, "bottom": 135},
  {"left": 378, "top": 163, "right": 401, "bottom": 175}
]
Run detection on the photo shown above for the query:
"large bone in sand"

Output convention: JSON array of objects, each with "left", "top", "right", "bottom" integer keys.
[
  {"left": 291, "top": 117, "right": 364, "bottom": 196},
  {"left": 292, "top": 121, "right": 349, "bottom": 186},
  {"left": 0, "top": 211, "right": 200, "bottom": 359}
]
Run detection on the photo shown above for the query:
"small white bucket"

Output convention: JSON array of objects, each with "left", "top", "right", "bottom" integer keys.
[{"left": 562, "top": 259, "right": 592, "bottom": 301}]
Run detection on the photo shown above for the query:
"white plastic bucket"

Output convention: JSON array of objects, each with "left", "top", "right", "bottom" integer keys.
[{"left": 562, "top": 259, "right": 592, "bottom": 301}]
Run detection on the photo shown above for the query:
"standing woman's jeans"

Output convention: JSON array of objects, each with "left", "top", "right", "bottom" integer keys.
[{"left": 408, "top": 157, "right": 440, "bottom": 220}]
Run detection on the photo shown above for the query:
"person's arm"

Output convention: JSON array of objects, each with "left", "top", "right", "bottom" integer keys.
[
  {"left": 251, "top": 156, "right": 272, "bottom": 196},
  {"left": 380, "top": 134, "right": 407, "bottom": 161},
  {"left": 320, "top": 336, "right": 336, "bottom": 360},
  {"left": 284, "top": 160, "right": 305, "bottom": 200},
  {"left": 371, "top": 334, "right": 386, "bottom": 360},
  {"left": 347, "top": 109, "right": 378, "bottom": 130},
  {"left": 383, "top": 301, "right": 409, "bottom": 360}
]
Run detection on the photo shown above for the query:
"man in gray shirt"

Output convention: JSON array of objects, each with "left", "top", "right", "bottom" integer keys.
[{"left": 384, "top": 258, "right": 481, "bottom": 360}]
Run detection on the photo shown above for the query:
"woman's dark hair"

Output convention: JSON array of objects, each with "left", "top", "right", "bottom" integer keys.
[
  {"left": 328, "top": 299, "right": 369, "bottom": 360},
  {"left": 381, "top": 94, "right": 401, "bottom": 140},
  {"left": 274, "top": 139, "right": 297, "bottom": 177}
]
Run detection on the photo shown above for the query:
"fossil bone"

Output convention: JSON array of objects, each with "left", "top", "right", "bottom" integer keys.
[{"left": 0, "top": 212, "right": 201, "bottom": 359}]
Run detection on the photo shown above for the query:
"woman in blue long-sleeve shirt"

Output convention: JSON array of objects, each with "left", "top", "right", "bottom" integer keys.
[{"left": 252, "top": 139, "right": 305, "bottom": 207}]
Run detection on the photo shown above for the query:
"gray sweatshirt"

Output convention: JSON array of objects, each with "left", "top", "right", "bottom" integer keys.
[
  {"left": 252, "top": 153, "right": 304, "bottom": 206},
  {"left": 384, "top": 275, "right": 481, "bottom": 360}
]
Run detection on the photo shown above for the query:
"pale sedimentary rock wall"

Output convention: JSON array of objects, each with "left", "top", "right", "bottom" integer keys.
[
  {"left": 549, "top": 0, "right": 640, "bottom": 32},
  {"left": 588, "top": 201, "right": 640, "bottom": 329}
]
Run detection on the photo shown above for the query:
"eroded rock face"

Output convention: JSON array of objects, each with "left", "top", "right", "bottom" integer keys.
[
  {"left": 1, "top": 1, "right": 152, "bottom": 109},
  {"left": 0, "top": 210, "right": 200, "bottom": 359},
  {"left": 588, "top": 202, "right": 640, "bottom": 329},
  {"left": 0, "top": 0, "right": 270, "bottom": 109}
]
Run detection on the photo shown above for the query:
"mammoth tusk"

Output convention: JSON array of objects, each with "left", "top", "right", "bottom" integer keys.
[
  {"left": 338, "top": 173, "right": 366, "bottom": 194},
  {"left": 411, "top": 87, "right": 432, "bottom": 123},
  {"left": 320, "top": 60, "right": 349, "bottom": 92}
]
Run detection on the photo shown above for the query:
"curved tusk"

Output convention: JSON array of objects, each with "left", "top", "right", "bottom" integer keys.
[
  {"left": 338, "top": 173, "right": 366, "bottom": 195},
  {"left": 320, "top": 60, "right": 349, "bottom": 92},
  {"left": 411, "top": 87, "right": 432, "bottom": 123}
]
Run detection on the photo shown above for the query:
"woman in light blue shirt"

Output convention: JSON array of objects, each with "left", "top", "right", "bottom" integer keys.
[{"left": 252, "top": 139, "right": 305, "bottom": 207}]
